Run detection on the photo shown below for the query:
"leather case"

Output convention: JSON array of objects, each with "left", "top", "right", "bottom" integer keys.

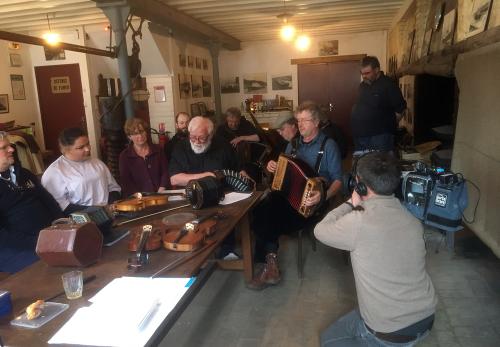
[{"left": 36, "top": 221, "right": 103, "bottom": 267}]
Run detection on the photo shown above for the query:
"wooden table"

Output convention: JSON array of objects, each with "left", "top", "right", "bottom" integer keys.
[{"left": 0, "top": 191, "right": 262, "bottom": 346}]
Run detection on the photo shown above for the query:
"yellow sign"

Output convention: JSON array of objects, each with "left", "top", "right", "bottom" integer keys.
[{"left": 50, "top": 76, "right": 71, "bottom": 94}]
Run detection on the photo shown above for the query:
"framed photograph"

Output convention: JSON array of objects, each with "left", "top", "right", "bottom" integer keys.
[
  {"left": 44, "top": 46, "right": 65, "bottom": 61},
  {"left": 202, "top": 59, "right": 208, "bottom": 70},
  {"left": 153, "top": 85, "right": 166, "bottom": 103},
  {"left": 0, "top": 94, "right": 9, "bottom": 114},
  {"left": 202, "top": 75, "right": 212, "bottom": 97},
  {"left": 179, "top": 54, "right": 186, "bottom": 67},
  {"left": 272, "top": 75, "right": 293, "bottom": 90},
  {"left": 441, "top": 9, "right": 456, "bottom": 46},
  {"left": 10, "top": 74, "right": 26, "bottom": 100},
  {"left": 284, "top": 99, "right": 293, "bottom": 110},
  {"left": 465, "top": 0, "right": 492, "bottom": 38},
  {"left": 178, "top": 74, "right": 191, "bottom": 99},
  {"left": 187, "top": 56, "right": 194, "bottom": 68},
  {"left": 191, "top": 75, "right": 203, "bottom": 98},
  {"left": 195, "top": 57, "right": 201, "bottom": 69},
  {"left": 190, "top": 102, "right": 201, "bottom": 116},
  {"left": 9, "top": 53, "right": 22, "bottom": 67},
  {"left": 198, "top": 102, "right": 207, "bottom": 116},
  {"left": 221, "top": 76, "right": 240, "bottom": 94},
  {"left": 318, "top": 40, "right": 339, "bottom": 56},
  {"left": 243, "top": 73, "right": 267, "bottom": 94}
]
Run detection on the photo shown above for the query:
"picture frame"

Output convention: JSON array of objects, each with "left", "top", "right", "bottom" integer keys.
[
  {"left": 318, "top": 40, "right": 339, "bottom": 56},
  {"left": 198, "top": 102, "right": 207, "bottom": 116},
  {"left": 190, "top": 102, "right": 201, "bottom": 116},
  {"left": 441, "top": 9, "right": 456, "bottom": 46},
  {"left": 179, "top": 54, "right": 186, "bottom": 67},
  {"left": 465, "top": 0, "right": 492, "bottom": 38},
  {"left": 153, "top": 85, "right": 166, "bottom": 103},
  {"left": 195, "top": 57, "right": 201, "bottom": 69},
  {"left": 191, "top": 75, "right": 203, "bottom": 98},
  {"left": 187, "top": 56, "right": 194, "bottom": 68},
  {"left": 202, "top": 59, "right": 208, "bottom": 70},
  {"left": 10, "top": 74, "right": 26, "bottom": 100},
  {"left": 221, "top": 76, "right": 240, "bottom": 94},
  {"left": 0, "top": 94, "right": 9, "bottom": 114},
  {"left": 202, "top": 75, "right": 212, "bottom": 97},
  {"left": 9, "top": 53, "right": 22, "bottom": 67}
]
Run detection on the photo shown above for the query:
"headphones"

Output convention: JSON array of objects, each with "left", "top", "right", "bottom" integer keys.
[{"left": 350, "top": 153, "right": 370, "bottom": 196}]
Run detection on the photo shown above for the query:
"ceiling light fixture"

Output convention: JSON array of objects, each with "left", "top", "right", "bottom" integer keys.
[
  {"left": 278, "top": 1, "right": 295, "bottom": 42},
  {"left": 295, "top": 28, "right": 310, "bottom": 52},
  {"left": 42, "top": 13, "right": 59, "bottom": 46}
]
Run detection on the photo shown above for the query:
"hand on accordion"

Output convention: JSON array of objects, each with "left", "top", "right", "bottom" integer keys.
[
  {"left": 266, "top": 160, "right": 277, "bottom": 173},
  {"left": 305, "top": 190, "right": 322, "bottom": 207}
]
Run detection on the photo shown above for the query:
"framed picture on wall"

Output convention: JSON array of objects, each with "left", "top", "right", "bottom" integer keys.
[
  {"left": 465, "top": 0, "right": 492, "bottom": 38},
  {"left": 187, "top": 56, "right": 194, "bottom": 68},
  {"left": 202, "top": 75, "right": 212, "bottom": 97},
  {"left": 202, "top": 59, "right": 208, "bottom": 70},
  {"left": 195, "top": 57, "right": 201, "bottom": 69},
  {"left": 190, "top": 102, "right": 201, "bottom": 116},
  {"left": 0, "top": 94, "right": 9, "bottom": 114},
  {"left": 441, "top": 9, "right": 456, "bottom": 46},
  {"left": 179, "top": 54, "right": 186, "bottom": 67},
  {"left": 10, "top": 74, "right": 26, "bottom": 100},
  {"left": 9, "top": 53, "right": 22, "bottom": 67}
]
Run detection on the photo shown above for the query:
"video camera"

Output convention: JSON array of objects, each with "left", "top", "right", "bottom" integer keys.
[
  {"left": 402, "top": 162, "right": 468, "bottom": 232},
  {"left": 342, "top": 156, "right": 469, "bottom": 232}
]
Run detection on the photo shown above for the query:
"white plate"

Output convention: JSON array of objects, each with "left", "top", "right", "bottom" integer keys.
[{"left": 10, "top": 302, "right": 69, "bottom": 329}]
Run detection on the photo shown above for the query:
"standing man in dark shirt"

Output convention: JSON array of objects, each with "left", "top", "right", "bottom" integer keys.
[
  {"left": 169, "top": 116, "right": 239, "bottom": 186},
  {"left": 164, "top": 112, "right": 191, "bottom": 161},
  {"left": 351, "top": 56, "right": 406, "bottom": 152},
  {"left": 0, "top": 132, "right": 63, "bottom": 273},
  {"left": 215, "top": 107, "right": 260, "bottom": 147}
]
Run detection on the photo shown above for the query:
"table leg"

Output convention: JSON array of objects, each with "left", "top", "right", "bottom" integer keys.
[{"left": 239, "top": 213, "right": 254, "bottom": 282}]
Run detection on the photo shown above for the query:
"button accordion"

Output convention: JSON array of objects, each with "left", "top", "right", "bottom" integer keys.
[{"left": 271, "top": 154, "right": 324, "bottom": 218}]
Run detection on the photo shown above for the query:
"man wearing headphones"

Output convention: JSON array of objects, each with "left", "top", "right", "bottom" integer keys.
[{"left": 315, "top": 152, "right": 436, "bottom": 346}]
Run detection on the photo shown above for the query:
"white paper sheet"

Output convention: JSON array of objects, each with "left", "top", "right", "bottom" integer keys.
[
  {"left": 48, "top": 277, "right": 194, "bottom": 346},
  {"left": 219, "top": 192, "right": 252, "bottom": 205}
]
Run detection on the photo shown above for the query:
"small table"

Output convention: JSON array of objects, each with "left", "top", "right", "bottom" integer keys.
[{"left": 0, "top": 192, "right": 262, "bottom": 346}]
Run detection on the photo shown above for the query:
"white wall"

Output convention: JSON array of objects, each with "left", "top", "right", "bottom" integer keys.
[
  {"left": 218, "top": 31, "right": 387, "bottom": 112},
  {"left": 0, "top": 40, "right": 39, "bottom": 137},
  {"left": 453, "top": 42, "right": 500, "bottom": 257}
]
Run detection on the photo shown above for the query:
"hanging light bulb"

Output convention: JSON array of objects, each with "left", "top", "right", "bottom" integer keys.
[
  {"left": 295, "top": 34, "right": 310, "bottom": 51},
  {"left": 280, "top": 24, "right": 296, "bottom": 41},
  {"left": 43, "top": 13, "right": 60, "bottom": 46},
  {"left": 278, "top": 0, "right": 295, "bottom": 42},
  {"left": 43, "top": 32, "right": 60, "bottom": 45}
]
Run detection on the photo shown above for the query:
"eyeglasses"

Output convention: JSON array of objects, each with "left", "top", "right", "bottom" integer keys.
[
  {"left": 296, "top": 118, "right": 314, "bottom": 124},
  {"left": 189, "top": 135, "right": 209, "bottom": 143},
  {"left": 130, "top": 129, "right": 146, "bottom": 135}
]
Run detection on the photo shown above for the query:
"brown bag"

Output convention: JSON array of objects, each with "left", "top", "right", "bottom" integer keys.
[{"left": 36, "top": 220, "right": 103, "bottom": 267}]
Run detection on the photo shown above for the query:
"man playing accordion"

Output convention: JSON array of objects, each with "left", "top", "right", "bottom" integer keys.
[{"left": 248, "top": 102, "right": 343, "bottom": 290}]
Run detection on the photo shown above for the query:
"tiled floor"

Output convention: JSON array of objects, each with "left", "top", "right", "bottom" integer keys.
[{"left": 160, "top": 230, "right": 500, "bottom": 347}]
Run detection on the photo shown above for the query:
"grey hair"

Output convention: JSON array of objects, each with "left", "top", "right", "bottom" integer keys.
[
  {"left": 188, "top": 116, "right": 214, "bottom": 135},
  {"left": 0, "top": 131, "right": 8, "bottom": 141}
]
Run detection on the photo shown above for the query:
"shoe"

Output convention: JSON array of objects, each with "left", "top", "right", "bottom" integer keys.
[
  {"left": 223, "top": 252, "right": 240, "bottom": 261},
  {"left": 246, "top": 253, "right": 281, "bottom": 290}
]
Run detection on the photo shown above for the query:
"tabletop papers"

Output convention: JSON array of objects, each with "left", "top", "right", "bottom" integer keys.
[
  {"left": 219, "top": 192, "right": 253, "bottom": 205},
  {"left": 48, "top": 277, "right": 194, "bottom": 347}
]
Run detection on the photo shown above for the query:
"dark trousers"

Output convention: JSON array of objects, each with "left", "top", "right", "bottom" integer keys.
[
  {"left": 251, "top": 192, "right": 308, "bottom": 263},
  {"left": 354, "top": 133, "right": 395, "bottom": 152}
]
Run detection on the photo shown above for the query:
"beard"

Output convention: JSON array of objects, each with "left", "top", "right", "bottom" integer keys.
[{"left": 190, "top": 140, "right": 211, "bottom": 154}]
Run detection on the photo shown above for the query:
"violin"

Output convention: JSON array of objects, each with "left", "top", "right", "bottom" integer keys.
[
  {"left": 162, "top": 212, "right": 219, "bottom": 252},
  {"left": 128, "top": 221, "right": 164, "bottom": 252},
  {"left": 114, "top": 193, "right": 168, "bottom": 212}
]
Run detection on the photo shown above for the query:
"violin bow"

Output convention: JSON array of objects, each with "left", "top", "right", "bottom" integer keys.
[{"left": 114, "top": 203, "right": 191, "bottom": 227}]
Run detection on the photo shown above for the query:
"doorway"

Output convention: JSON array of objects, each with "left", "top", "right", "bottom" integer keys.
[
  {"left": 297, "top": 57, "right": 361, "bottom": 145},
  {"left": 34, "top": 64, "right": 86, "bottom": 157}
]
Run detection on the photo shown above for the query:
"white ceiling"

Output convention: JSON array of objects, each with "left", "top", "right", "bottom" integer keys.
[{"left": 0, "top": 0, "right": 406, "bottom": 42}]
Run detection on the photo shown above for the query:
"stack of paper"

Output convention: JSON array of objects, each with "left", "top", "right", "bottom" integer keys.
[{"left": 48, "top": 277, "right": 194, "bottom": 346}]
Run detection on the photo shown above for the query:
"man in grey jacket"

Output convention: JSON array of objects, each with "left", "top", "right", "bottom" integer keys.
[{"left": 315, "top": 152, "right": 437, "bottom": 346}]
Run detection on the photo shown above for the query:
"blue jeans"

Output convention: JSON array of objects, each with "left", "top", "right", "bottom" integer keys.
[
  {"left": 354, "top": 133, "right": 394, "bottom": 152},
  {"left": 320, "top": 310, "right": 430, "bottom": 347}
]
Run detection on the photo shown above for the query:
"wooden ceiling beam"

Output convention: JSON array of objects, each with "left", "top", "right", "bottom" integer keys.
[{"left": 122, "top": 0, "right": 240, "bottom": 50}]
